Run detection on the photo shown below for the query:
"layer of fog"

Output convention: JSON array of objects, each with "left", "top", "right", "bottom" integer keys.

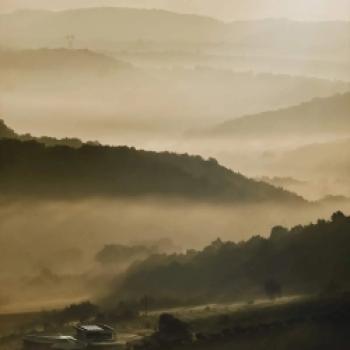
[
  {"left": 168, "top": 135, "right": 350, "bottom": 200},
  {"left": 1, "top": 197, "right": 350, "bottom": 313},
  {"left": 2, "top": 62, "right": 348, "bottom": 138},
  {"left": 112, "top": 49, "right": 350, "bottom": 82}
]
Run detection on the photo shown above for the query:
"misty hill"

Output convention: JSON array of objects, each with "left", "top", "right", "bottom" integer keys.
[
  {"left": 1, "top": 9, "right": 349, "bottom": 58},
  {"left": 205, "top": 92, "right": 350, "bottom": 138},
  {"left": 2, "top": 52, "right": 348, "bottom": 140},
  {"left": 273, "top": 138, "right": 350, "bottom": 176},
  {"left": 0, "top": 48, "right": 130, "bottom": 72},
  {"left": 0, "top": 137, "right": 303, "bottom": 203},
  {"left": 114, "top": 212, "right": 350, "bottom": 303},
  {"left": 318, "top": 195, "right": 350, "bottom": 206},
  {"left": 249, "top": 138, "right": 350, "bottom": 200},
  {"left": 0, "top": 8, "right": 220, "bottom": 48}
]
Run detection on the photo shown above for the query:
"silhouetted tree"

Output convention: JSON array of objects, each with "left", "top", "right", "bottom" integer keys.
[{"left": 331, "top": 211, "right": 346, "bottom": 223}]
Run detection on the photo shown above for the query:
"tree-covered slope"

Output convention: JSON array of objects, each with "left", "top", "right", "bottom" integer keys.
[
  {"left": 115, "top": 212, "right": 350, "bottom": 302},
  {"left": 0, "top": 118, "right": 89, "bottom": 148},
  {"left": 0, "top": 138, "right": 303, "bottom": 203}
]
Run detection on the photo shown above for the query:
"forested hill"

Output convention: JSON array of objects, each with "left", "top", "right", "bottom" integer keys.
[
  {"left": 0, "top": 138, "right": 303, "bottom": 203},
  {"left": 114, "top": 212, "right": 350, "bottom": 303}
]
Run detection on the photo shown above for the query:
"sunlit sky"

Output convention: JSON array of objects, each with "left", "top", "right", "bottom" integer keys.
[{"left": 0, "top": 0, "right": 350, "bottom": 21}]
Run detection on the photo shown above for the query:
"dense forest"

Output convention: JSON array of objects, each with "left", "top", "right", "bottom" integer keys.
[
  {"left": 0, "top": 135, "right": 303, "bottom": 202},
  {"left": 113, "top": 212, "right": 350, "bottom": 304}
]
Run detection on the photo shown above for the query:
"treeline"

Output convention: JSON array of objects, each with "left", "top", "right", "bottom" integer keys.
[
  {"left": 0, "top": 137, "right": 302, "bottom": 202},
  {"left": 0, "top": 118, "right": 98, "bottom": 148},
  {"left": 113, "top": 212, "right": 350, "bottom": 304}
]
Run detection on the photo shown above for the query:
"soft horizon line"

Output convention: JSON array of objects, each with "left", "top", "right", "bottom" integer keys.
[{"left": 1, "top": 6, "right": 350, "bottom": 24}]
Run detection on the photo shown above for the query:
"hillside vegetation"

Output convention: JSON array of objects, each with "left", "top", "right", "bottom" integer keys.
[
  {"left": 115, "top": 212, "right": 350, "bottom": 303},
  {"left": 0, "top": 138, "right": 302, "bottom": 203},
  {"left": 0, "top": 118, "right": 89, "bottom": 148}
]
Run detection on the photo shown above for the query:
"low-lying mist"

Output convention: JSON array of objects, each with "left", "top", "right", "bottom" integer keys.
[
  {"left": 1, "top": 48, "right": 348, "bottom": 141},
  {"left": 1, "top": 196, "right": 350, "bottom": 313}
]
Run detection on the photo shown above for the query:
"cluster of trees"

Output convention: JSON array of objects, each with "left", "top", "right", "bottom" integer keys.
[
  {"left": 114, "top": 212, "right": 350, "bottom": 304},
  {"left": 0, "top": 137, "right": 302, "bottom": 202}
]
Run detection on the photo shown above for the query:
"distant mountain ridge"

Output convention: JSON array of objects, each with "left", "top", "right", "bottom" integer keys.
[
  {"left": 0, "top": 8, "right": 349, "bottom": 56},
  {"left": 272, "top": 137, "right": 350, "bottom": 178},
  {"left": 205, "top": 92, "right": 350, "bottom": 138}
]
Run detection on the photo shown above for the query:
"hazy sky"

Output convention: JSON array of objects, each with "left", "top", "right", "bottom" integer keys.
[{"left": 1, "top": 0, "right": 350, "bottom": 21}]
